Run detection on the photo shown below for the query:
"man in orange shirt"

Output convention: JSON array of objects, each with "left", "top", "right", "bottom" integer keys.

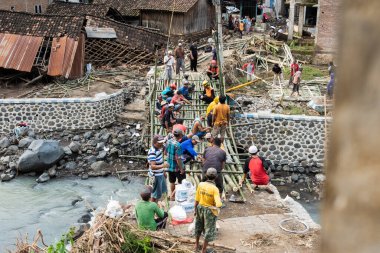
[{"left": 212, "top": 95, "right": 230, "bottom": 143}]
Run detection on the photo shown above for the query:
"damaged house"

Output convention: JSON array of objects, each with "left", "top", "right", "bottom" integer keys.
[
  {"left": 0, "top": 8, "right": 168, "bottom": 82},
  {"left": 0, "top": 10, "right": 85, "bottom": 81},
  {"left": 138, "top": 0, "right": 215, "bottom": 40}
]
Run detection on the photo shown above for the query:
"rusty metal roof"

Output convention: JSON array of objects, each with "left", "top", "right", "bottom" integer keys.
[
  {"left": 48, "top": 36, "right": 78, "bottom": 78},
  {"left": 0, "top": 33, "right": 43, "bottom": 72},
  {"left": 0, "top": 10, "right": 84, "bottom": 39}
]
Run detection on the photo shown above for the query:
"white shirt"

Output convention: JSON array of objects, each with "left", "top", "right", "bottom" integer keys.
[{"left": 164, "top": 55, "right": 174, "bottom": 68}]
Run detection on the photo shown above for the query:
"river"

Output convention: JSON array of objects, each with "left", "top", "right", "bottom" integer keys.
[{"left": 0, "top": 176, "right": 145, "bottom": 251}]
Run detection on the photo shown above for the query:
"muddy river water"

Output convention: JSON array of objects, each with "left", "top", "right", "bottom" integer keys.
[{"left": 0, "top": 176, "right": 145, "bottom": 251}]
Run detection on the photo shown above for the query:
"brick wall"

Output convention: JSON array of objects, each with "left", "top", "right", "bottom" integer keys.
[
  {"left": 0, "top": 0, "right": 51, "bottom": 13},
  {"left": 86, "top": 16, "right": 168, "bottom": 52},
  {"left": 315, "top": 0, "right": 341, "bottom": 58}
]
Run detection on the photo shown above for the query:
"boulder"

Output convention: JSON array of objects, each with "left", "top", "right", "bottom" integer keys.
[
  {"left": 96, "top": 142, "right": 105, "bottom": 151},
  {"left": 6, "top": 145, "right": 19, "bottom": 155},
  {"left": 65, "top": 161, "right": 78, "bottom": 170},
  {"left": 0, "top": 137, "right": 10, "bottom": 148},
  {"left": 17, "top": 140, "right": 64, "bottom": 173},
  {"left": 83, "top": 131, "right": 93, "bottom": 140},
  {"left": 18, "top": 137, "right": 34, "bottom": 149},
  {"left": 315, "top": 173, "right": 326, "bottom": 182},
  {"left": 63, "top": 146, "right": 72, "bottom": 156},
  {"left": 36, "top": 172, "right": 50, "bottom": 183},
  {"left": 48, "top": 167, "right": 57, "bottom": 177},
  {"left": 97, "top": 151, "right": 107, "bottom": 160},
  {"left": 1, "top": 173, "right": 14, "bottom": 182},
  {"left": 90, "top": 161, "right": 109, "bottom": 172},
  {"left": 0, "top": 156, "right": 10, "bottom": 165},
  {"left": 73, "top": 135, "right": 81, "bottom": 141},
  {"left": 69, "top": 141, "right": 81, "bottom": 153}
]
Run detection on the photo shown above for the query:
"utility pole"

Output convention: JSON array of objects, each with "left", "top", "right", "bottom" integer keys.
[{"left": 213, "top": 0, "right": 225, "bottom": 95}]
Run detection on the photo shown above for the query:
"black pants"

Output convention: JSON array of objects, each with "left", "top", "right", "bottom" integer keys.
[
  {"left": 207, "top": 72, "right": 219, "bottom": 80},
  {"left": 190, "top": 58, "right": 197, "bottom": 72},
  {"left": 155, "top": 212, "right": 168, "bottom": 230},
  {"left": 207, "top": 113, "right": 213, "bottom": 127},
  {"left": 292, "top": 83, "right": 300, "bottom": 93}
]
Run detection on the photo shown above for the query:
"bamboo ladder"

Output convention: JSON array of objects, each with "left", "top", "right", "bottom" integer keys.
[{"left": 146, "top": 77, "right": 248, "bottom": 201}]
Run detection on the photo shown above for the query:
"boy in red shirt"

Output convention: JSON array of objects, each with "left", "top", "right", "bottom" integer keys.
[
  {"left": 289, "top": 59, "right": 299, "bottom": 86},
  {"left": 239, "top": 145, "right": 274, "bottom": 194}
]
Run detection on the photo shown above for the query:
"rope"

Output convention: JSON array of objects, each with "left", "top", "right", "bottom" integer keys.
[{"left": 166, "top": 0, "right": 176, "bottom": 52}]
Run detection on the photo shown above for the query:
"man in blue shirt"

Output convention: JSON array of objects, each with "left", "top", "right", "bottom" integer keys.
[
  {"left": 179, "top": 82, "right": 191, "bottom": 100},
  {"left": 181, "top": 135, "right": 201, "bottom": 164}
]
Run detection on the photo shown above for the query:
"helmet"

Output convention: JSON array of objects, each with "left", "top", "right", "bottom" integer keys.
[
  {"left": 202, "top": 80, "right": 209, "bottom": 87},
  {"left": 211, "top": 60, "right": 217, "bottom": 65},
  {"left": 170, "top": 83, "right": 177, "bottom": 89},
  {"left": 248, "top": 145, "right": 258, "bottom": 154}
]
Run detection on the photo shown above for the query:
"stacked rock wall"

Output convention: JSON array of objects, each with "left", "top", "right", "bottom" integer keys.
[
  {"left": 0, "top": 91, "right": 124, "bottom": 134},
  {"left": 232, "top": 113, "right": 332, "bottom": 173}
]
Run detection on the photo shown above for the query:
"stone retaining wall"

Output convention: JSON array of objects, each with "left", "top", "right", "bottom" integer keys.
[
  {"left": 0, "top": 91, "right": 124, "bottom": 134},
  {"left": 232, "top": 113, "right": 332, "bottom": 173}
]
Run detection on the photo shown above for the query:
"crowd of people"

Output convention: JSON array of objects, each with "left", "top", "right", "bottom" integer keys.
[{"left": 136, "top": 70, "right": 275, "bottom": 253}]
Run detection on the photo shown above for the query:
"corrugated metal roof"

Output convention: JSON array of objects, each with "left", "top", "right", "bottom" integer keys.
[
  {"left": 0, "top": 33, "right": 42, "bottom": 72},
  {"left": 48, "top": 36, "right": 78, "bottom": 78}
]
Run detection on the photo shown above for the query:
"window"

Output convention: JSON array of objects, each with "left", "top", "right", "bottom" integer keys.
[
  {"left": 34, "top": 5, "right": 42, "bottom": 14},
  {"left": 10, "top": 6, "right": 15, "bottom": 11}
]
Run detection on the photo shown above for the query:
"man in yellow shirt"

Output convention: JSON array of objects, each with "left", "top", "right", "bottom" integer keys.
[
  {"left": 206, "top": 96, "right": 219, "bottom": 127},
  {"left": 212, "top": 95, "right": 230, "bottom": 143},
  {"left": 194, "top": 167, "right": 222, "bottom": 253}
]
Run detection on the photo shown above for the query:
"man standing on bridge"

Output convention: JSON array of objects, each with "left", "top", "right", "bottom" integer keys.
[
  {"left": 147, "top": 135, "right": 169, "bottom": 202},
  {"left": 212, "top": 95, "right": 230, "bottom": 143}
]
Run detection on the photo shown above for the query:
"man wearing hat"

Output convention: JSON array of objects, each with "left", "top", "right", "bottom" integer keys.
[
  {"left": 163, "top": 50, "right": 174, "bottom": 86},
  {"left": 239, "top": 145, "right": 274, "bottom": 194},
  {"left": 200, "top": 80, "right": 215, "bottom": 104},
  {"left": 174, "top": 43, "right": 185, "bottom": 76},
  {"left": 162, "top": 103, "right": 176, "bottom": 133},
  {"left": 205, "top": 133, "right": 214, "bottom": 147},
  {"left": 165, "top": 128, "right": 185, "bottom": 200},
  {"left": 181, "top": 135, "right": 201, "bottom": 164},
  {"left": 147, "top": 135, "right": 169, "bottom": 202},
  {"left": 194, "top": 167, "right": 222, "bottom": 253}
]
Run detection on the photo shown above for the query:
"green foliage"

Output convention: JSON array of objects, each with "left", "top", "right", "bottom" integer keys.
[
  {"left": 47, "top": 227, "right": 75, "bottom": 253},
  {"left": 121, "top": 230, "right": 155, "bottom": 253}
]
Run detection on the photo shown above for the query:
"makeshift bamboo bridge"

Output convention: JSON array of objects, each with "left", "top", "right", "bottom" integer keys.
[{"left": 146, "top": 76, "right": 251, "bottom": 201}]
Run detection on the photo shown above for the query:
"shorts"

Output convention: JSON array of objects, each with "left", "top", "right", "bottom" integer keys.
[
  {"left": 195, "top": 131, "right": 207, "bottom": 138},
  {"left": 195, "top": 205, "right": 218, "bottom": 242},
  {"left": 152, "top": 174, "right": 167, "bottom": 200},
  {"left": 211, "top": 124, "right": 227, "bottom": 139},
  {"left": 206, "top": 113, "right": 213, "bottom": 127},
  {"left": 164, "top": 68, "right": 172, "bottom": 81},
  {"left": 168, "top": 170, "right": 186, "bottom": 184}
]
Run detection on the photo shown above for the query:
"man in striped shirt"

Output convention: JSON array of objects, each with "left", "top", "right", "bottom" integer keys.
[{"left": 148, "top": 135, "right": 169, "bottom": 202}]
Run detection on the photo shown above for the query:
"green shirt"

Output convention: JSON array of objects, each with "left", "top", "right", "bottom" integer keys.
[{"left": 135, "top": 200, "right": 165, "bottom": 231}]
